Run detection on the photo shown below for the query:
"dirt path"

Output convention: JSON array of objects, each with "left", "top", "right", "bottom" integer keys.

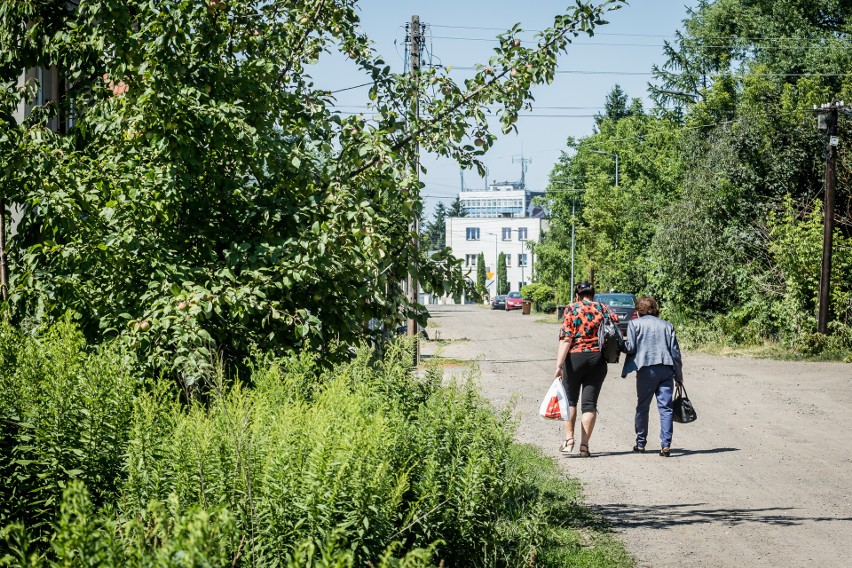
[{"left": 421, "top": 305, "right": 852, "bottom": 568}]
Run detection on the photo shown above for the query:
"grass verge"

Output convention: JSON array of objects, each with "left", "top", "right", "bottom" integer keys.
[{"left": 501, "top": 444, "right": 634, "bottom": 567}]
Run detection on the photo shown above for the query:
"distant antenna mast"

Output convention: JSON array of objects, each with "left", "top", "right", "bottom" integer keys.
[
  {"left": 484, "top": 166, "right": 489, "bottom": 190},
  {"left": 513, "top": 154, "right": 532, "bottom": 188},
  {"left": 459, "top": 168, "right": 465, "bottom": 192}
]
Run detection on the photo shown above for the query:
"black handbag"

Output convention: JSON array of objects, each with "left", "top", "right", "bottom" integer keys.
[
  {"left": 597, "top": 309, "right": 625, "bottom": 364},
  {"left": 672, "top": 384, "right": 697, "bottom": 424}
]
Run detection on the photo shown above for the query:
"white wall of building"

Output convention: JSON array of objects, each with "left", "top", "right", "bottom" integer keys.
[{"left": 445, "top": 216, "right": 548, "bottom": 299}]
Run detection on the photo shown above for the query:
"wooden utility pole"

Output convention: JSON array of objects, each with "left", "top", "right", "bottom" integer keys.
[
  {"left": 816, "top": 101, "right": 841, "bottom": 334},
  {"left": 407, "top": 15, "right": 422, "bottom": 363},
  {"left": 0, "top": 198, "right": 8, "bottom": 301}
]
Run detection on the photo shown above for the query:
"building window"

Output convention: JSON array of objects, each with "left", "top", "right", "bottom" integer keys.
[
  {"left": 502, "top": 227, "right": 512, "bottom": 241},
  {"left": 517, "top": 227, "right": 528, "bottom": 241},
  {"left": 505, "top": 254, "right": 512, "bottom": 267},
  {"left": 519, "top": 281, "right": 526, "bottom": 291},
  {"left": 466, "top": 227, "right": 480, "bottom": 241},
  {"left": 465, "top": 254, "right": 477, "bottom": 267},
  {"left": 518, "top": 254, "right": 528, "bottom": 267}
]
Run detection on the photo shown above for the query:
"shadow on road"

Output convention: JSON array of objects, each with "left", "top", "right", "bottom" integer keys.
[
  {"left": 592, "top": 502, "right": 852, "bottom": 529},
  {"left": 674, "top": 447, "right": 740, "bottom": 457},
  {"left": 572, "top": 447, "right": 740, "bottom": 458}
]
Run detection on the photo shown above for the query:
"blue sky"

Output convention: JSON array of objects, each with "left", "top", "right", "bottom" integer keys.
[{"left": 311, "top": 1, "right": 699, "bottom": 215}]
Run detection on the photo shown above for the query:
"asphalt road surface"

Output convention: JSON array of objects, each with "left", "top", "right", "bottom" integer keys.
[{"left": 421, "top": 305, "right": 852, "bottom": 568}]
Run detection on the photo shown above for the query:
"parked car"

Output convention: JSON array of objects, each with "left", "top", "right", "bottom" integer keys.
[
  {"left": 505, "top": 291, "right": 524, "bottom": 311},
  {"left": 491, "top": 294, "right": 507, "bottom": 310},
  {"left": 594, "top": 293, "right": 637, "bottom": 334}
]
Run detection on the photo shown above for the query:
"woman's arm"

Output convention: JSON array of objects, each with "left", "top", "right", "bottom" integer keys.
[
  {"left": 555, "top": 337, "right": 573, "bottom": 379},
  {"left": 623, "top": 319, "right": 638, "bottom": 355},
  {"left": 669, "top": 325, "right": 684, "bottom": 383}
]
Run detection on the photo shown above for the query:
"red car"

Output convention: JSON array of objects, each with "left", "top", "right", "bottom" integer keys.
[{"left": 505, "top": 291, "right": 524, "bottom": 311}]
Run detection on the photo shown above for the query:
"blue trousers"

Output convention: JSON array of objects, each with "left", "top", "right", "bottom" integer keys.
[{"left": 635, "top": 364, "right": 675, "bottom": 449}]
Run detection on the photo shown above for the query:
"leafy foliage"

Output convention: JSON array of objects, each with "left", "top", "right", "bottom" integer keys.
[
  {"left": 538, "top": 1, "right": 852, "bottom": 354},
  {"left": 497, "top": 252, "right": 509, "bottom": 295},
  {"left": 0, "top": 317, "right": 136, "bottom": 544},
  {"left": 0, "top": 323, "right": 628, "bottom": 567},
  {"left": 477, "top": 251, "right": 487, "bottom": 294},
  {"left": 0, "top": 0, "right": 625, "bottom": 380},
  {"left": 521, "top": 283, "right": 556, "bottom": 313},
  {"left": 422, "top": 202, "right": 448, "bottom": 252}
]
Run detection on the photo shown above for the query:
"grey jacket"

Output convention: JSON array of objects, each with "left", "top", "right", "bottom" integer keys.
[{"left": 621, "top": 315, "right": 683, "bottom": 381}]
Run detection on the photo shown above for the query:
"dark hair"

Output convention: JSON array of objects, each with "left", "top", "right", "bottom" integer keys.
[
  {"left": 574, "top": 281, "right": 595, "bottom": 299},
  {"left": 635, "top": 296, "right": 660, "bottom": 317}
]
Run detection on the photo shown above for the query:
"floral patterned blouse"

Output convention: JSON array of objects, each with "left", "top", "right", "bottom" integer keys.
[{"left": 559, "top": 300, "right": 619, "bottom": 353}]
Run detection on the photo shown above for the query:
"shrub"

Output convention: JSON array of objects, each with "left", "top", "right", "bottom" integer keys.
[
  {"left": 118, "top": 347, "right": 517, "bottom": 566},
  {"left": 0, "top": 326, "right": 549, "bottom": 565},
  {"left": 520, "top": 283, "right": 556, "bottom": 313},
  {"left": 0, "top": 318, "right": 138, "bottom": 543},
  {"left": 1, "top": 325, "right": 629, "bottom": 566}
]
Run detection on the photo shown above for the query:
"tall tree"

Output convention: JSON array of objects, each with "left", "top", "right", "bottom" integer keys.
[
  {"left": 476, "top": 252, "right": 486, "bottom": 296},
  {"left": 0, "top": 0, "right": 624, "bottom": 378},
  {"left": 551, "top": 0, "right": 852, "bottom": 346},
  {"left": 594, "top": 84, "right": 631, "bottom": 127},
  {"left": 497, "top": 252, "right": 508, "bottom": 295},
  {"left": 424, "top": 202, "right": 448, "bottom": 250},
  {"left": 447, "top": 196, "right": 467, "bottom": 217}
]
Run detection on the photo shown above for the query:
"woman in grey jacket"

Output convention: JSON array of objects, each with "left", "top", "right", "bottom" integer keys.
[{"left": 621, "top": 296, "right": 683, "bottom": 457}]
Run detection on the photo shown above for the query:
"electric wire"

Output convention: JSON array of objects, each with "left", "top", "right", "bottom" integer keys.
[
  {"left": 329, "top": 81, "right": 373, "bottom": 94},
  {"left": 433, "top": 35, "right": 852, "bottom": 50},
  {"left": 429, "top": 23, "right": 852, "bottom": 44}
]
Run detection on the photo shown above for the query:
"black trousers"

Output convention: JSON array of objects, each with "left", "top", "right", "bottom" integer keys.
[{"left": 563, "top": 351, "right": 606, "bottom": 414}]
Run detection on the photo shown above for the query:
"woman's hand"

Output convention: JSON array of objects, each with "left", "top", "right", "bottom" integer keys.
[{"left": 555, "top": 364, "right": 563, "bottom": 381}]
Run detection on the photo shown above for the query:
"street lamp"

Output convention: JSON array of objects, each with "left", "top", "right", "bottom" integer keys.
[
  {"left": 546, "top": 186, "right": 586, "bottom": 299},
  {"left": 589, "top": 150, "right": 619, "bottom": 187}
]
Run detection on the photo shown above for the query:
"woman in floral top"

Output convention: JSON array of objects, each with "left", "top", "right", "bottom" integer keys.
[{"left": 554, "top": 281, "right": 618, "bottom": 457}]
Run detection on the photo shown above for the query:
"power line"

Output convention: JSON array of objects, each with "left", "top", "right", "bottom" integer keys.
[
  {"left": 428, "top": 34, "right": 852, "bottom": 51},
  {"left": 329, "top": 81, "right": 373, "bottom": 94},
  {"left": 428, "top": 24, "right": 852, "bottom": 44},
  {"left": 447, "top": 66, "right": 852, "bottom": 78}
]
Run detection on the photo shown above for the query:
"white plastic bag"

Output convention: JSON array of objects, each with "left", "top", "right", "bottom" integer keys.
[{"left": 538, "top": 378, "right": 569, "bottom": 420}]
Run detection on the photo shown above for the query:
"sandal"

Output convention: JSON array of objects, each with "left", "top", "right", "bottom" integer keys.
[
  {"left": 560, "top": 438, "right": 575, "bottom": 454},
  {"left": 633, "top": 445, "right": 645, "bottom": 453},
  {"left": 659, "top": 447, "right": 671, "bottom": 457},
  {"left": 579, "top": 444, "right": 590, "bottom": 458}
]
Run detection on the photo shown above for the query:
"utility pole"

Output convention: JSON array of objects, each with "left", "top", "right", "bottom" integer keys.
[
  {"left": 407, "top": 15, "right": 422, "bottom": 362},
  {"left": 815, "top": 101, "right": 843, "bottom": 334},
  {"left": 0, "top": 198, "right": 8, "bottom": 301}
]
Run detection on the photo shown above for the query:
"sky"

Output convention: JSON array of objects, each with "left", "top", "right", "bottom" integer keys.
[{"left": 310, "top": 1, "right": 700, "bottom": 216}]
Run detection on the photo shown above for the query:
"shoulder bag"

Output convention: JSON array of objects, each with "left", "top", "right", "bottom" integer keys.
[{"left": 597, "top": 307, "right": 625, "bottom": 364}]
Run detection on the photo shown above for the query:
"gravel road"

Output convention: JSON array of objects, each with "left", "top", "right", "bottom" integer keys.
[{"left": 421, "top": 305, "right": 852, "bottom": 568}]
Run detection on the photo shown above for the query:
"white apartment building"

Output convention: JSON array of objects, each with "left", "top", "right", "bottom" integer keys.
[
  {"left": 445, "top": 216, "right": 548, "bottom": 301},
  {"left": 441, "top": 178, "right": 548, "bottom": 302}
]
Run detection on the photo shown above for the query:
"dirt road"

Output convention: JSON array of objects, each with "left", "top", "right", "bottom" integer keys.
[{"left": 422, "top": 305, "right": 852, "bottom": 568}]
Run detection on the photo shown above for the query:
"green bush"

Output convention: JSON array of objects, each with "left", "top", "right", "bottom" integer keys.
[
  {"left": 0, "top": 318, "right": 138, "bottom": 544},
  {"left": 0, "top": 327, "right": 595, "bottom": 566},
  {"left": 118, "top": 344, "right": 519, "bottom": 566},
  {"left": 1, "top": 324, "right": 628, "bottom": 566},
  {"left": 521, "top": 284, "right": 556, "bottom": 313}
]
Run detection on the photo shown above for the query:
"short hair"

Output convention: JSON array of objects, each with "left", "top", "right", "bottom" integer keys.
[
  {"left": 635, "top": 296, "right": 659, "bottom": 317},
  {"left": 574, "top": 281, "right": 595, "bottom": 299}
]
